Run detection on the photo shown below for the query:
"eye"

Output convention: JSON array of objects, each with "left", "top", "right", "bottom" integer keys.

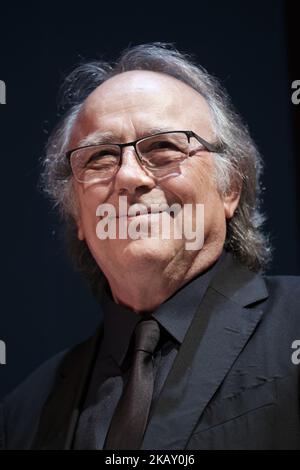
[
  {"left": 87, "top": 149, "right": 118, "bottom": 164},
  {"left": 149, "top": 140, "right": 180, "bottom": 151}
]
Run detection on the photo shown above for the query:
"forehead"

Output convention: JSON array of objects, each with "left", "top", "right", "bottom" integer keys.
[{"left": 69, "top": 70, "right": 213, "bottom": 146}]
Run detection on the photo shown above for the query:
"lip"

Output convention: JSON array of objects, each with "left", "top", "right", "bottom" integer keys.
[
  {"left": 116, "top": 210, "right": 167, "bottom": 220},
  {"left": 116, "top": 203, "right": 169, "bottom": 219}
]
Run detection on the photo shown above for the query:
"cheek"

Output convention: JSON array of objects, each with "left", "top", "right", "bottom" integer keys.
[
  {"left": 159, "top": 159, "right": 226, "bottom": 237},
  {"left": 203, "top": 196, "right": 225, "bottom": 233},
  {"left": 76, "top": 184, "right": 111, "bottom": 232},
  {"left": 159, "top": 156, "right": 215, "bottom": 204}
]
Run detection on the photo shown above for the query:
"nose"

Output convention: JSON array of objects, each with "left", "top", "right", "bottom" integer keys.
[{"left": 114, "top": 146, "right": 156, "bottom": 195}]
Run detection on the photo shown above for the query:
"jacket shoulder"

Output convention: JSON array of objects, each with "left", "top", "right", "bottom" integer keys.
[
  {"left": 264, "top": 275, "right": 300, "bottom": 300},
  {"left": 0, "top": 326, "right": 101, "bottom": 450},
  {"left": 0, "top": 349, "right": 68, "bottom": 449},
  {"left": 261, "top": 274, "right": 300, "bottom": 327}
]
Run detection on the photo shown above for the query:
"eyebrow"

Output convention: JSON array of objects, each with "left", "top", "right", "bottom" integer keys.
[{"left": 77, "top": 127, "right": 175, "bottom": 147}]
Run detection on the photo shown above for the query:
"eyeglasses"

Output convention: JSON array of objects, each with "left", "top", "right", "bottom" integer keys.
[{"left": 66, "top": 130, "right": 223, "bottom": 184}]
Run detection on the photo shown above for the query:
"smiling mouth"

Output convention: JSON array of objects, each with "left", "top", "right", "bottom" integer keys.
[
  {"left": 117, "top": 209, "right": 167, "bottom": 219},
  {"left": 115, "top": 203, "right": 170, "bottom": 219}
]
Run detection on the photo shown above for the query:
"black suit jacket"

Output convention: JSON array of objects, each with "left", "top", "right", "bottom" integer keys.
[{"left": 1, "top": 253, "right": 300, "bottom": 450}]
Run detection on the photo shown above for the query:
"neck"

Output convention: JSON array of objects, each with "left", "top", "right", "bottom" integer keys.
[{"left": 105, "top": 246, "right": 223, "bottom": 314}]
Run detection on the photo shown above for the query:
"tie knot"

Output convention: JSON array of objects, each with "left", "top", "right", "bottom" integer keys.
[{"left": 133, "top": 319, "right": 160, "bottom": 355}]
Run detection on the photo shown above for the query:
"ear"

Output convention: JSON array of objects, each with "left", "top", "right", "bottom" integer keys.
[{"left": 222, "top": 188, "right": 241, "bottom": 219}]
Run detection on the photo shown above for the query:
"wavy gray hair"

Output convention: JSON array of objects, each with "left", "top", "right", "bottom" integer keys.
[{"left": 41, "top": 42, "right": 271, "bottom": 295}]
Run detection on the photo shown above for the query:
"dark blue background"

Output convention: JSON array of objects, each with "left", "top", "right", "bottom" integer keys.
[{"left": 0, "top": 0, "right": 299, "bottom": 399}]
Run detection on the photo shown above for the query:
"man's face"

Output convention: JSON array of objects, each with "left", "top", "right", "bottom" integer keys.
[{"left": 68, "top": 70, "right": 239, "bottom": 288}]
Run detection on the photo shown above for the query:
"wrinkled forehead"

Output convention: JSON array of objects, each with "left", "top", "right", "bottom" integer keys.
[{"left": 69, "top": 70, "right": 214, "bottom": 146}]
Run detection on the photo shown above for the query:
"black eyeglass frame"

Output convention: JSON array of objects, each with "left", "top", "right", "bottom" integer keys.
[{"left": 65, "top": 130, "right": 223, "bottom": 178}]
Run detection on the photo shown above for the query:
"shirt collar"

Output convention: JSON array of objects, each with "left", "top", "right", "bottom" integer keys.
[
  {"left": 99, "top": 250, "right": 227, "bottom": 367},
  {"left": 152, "top": 250, "right": 226, "bottom": 343}
]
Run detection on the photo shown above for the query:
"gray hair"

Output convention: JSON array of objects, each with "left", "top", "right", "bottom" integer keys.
[{"left": 41, "top": 42, "right": 272, "bottom": 295}]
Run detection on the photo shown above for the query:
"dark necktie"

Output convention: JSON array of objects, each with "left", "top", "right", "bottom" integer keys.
[{"left": 104, "top": 318, "right": 161, "bottom": 450}]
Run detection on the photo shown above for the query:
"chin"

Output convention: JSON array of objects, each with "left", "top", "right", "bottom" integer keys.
[{"left": 122, "top": 237, "right": 177, "bottom": 263}]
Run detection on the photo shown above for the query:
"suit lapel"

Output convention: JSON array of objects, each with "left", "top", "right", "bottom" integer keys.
[
  {"left": 141, "top": 254, "right": 268, "bottom": 450},
  {"left": 31, "top": 326, "right": 103, "bottom": 450}
]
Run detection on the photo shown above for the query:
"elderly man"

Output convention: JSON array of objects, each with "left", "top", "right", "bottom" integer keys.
[{"left": 1, "top": 43, "right": 300, "bottom": 450}]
